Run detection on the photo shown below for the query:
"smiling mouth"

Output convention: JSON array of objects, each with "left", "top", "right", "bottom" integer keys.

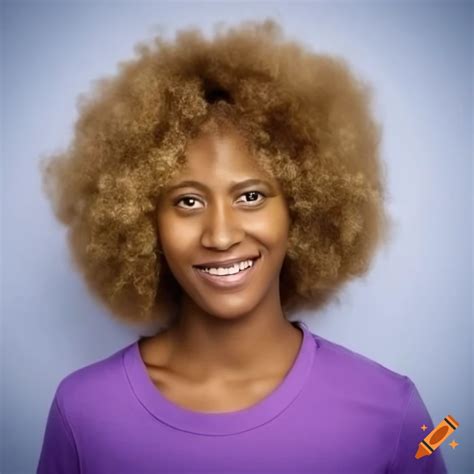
[{"left": 193, "top": 255, "right": 261, "bottom": 290}]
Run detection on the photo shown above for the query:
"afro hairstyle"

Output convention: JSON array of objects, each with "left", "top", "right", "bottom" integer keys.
[{"left": 39, "top": 18, "right": 394, "bottom": 330}]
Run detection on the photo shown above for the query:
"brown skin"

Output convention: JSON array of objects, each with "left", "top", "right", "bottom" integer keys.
[{"left": 139, "top": 128, "right": 302, "bottom": 410}]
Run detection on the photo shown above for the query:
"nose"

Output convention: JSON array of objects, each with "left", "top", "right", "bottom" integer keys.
[{"left": 200, "top": 199, "right": 245, "bottom": 250}]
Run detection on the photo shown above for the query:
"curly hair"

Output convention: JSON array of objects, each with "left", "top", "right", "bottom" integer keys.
[{"left": 39, "top": 18, "right": 394, "bottom": 330}]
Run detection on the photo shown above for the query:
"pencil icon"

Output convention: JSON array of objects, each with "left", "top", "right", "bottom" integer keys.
[{"left": 415, "top": 414, "right": 459, "bottom": 459}]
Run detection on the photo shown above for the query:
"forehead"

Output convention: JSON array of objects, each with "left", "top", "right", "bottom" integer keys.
[{"left": 176, "top": 131, "right": 266, "bottom": 180}]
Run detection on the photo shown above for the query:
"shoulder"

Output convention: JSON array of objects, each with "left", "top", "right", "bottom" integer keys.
[
  {"left": 310, "top": 331, "right": 413, "bottom": 405},
  {"left": 308, "top": 331, "right": 417, "bottom": 449},
  {"left": 53, "top": 341, "right": 136, "bottom": 419}
]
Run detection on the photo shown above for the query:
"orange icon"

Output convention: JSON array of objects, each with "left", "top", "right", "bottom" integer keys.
[{"left": 415, "top": 414, "right": 459, "bottom": 459}]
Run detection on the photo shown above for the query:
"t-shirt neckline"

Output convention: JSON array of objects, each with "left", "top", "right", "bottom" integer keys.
[{"left": 122, "top": 320, "right": 317, "bottom": 435}]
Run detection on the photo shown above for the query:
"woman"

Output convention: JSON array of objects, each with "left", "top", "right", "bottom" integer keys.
[{"left": 37, "top": 18, "right": 448, "bottom": 473}]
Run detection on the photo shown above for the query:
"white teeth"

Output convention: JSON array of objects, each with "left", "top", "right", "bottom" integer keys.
[{"left": 198, "top": 259, "right": 255, "bottom": 276}]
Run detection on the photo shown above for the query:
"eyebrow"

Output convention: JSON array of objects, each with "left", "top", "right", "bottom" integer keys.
[{"left": 166, "top": 178, "right": 274, "bottom": 193}]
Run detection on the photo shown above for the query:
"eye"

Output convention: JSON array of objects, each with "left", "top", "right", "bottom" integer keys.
[
  {"left": 174, "top": 196, "right": 204, "bottom": 210},
  {"left": 174, "top": 191, "right": 266, "bottom": 210},
  {"left": 236, "top": 191, "right": 266, "bottom": 205}
]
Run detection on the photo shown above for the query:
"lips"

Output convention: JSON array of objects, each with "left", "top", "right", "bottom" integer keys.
[{"left": 193, "top": 255, "right": 261, "bottom": 290}]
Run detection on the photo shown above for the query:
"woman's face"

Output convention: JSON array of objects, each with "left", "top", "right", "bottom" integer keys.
[{"left": 156, "top": 129, "right": 290, "bottom": 321}]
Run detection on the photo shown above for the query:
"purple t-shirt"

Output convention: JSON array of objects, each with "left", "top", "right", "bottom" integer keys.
[{"left": 37, "top": 321, "right": 448, "bottom": 473}]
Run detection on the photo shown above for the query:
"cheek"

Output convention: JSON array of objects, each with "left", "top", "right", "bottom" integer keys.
[
  {"left": 159, "top": 218, "right": 201, "bottom": 250},
  {"left": 157, "top": 208, "right": 195, "bottom": 252},
  {"left": 251, "top": 203, "right": 290, "bottom": 246}
]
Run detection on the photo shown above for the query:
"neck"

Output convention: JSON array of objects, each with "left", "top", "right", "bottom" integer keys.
[{"left": 163, "top": 296, "right": 302, "bottom": 384}]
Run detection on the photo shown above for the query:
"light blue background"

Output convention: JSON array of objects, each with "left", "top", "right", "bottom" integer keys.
[{"left": 2, "top": 1, "right": 472, "bottom": 473}]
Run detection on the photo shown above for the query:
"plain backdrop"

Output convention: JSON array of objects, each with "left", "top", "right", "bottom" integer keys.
[{"left": 1, "top": 1, "right": 472, "bottom": 473}]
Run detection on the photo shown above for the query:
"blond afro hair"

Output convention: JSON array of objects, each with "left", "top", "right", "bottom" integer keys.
[{"left": 39, "top": 18, "right": 394, "bottom": 330}]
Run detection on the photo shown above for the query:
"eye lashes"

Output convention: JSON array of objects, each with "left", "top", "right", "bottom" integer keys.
[{"left": 174, "top": 191, "right": 266, "bottom": 209}]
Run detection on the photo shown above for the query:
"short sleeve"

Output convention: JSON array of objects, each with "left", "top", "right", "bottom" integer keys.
[
  {"left": 37, "top": 393, "right": 80, "bottom": 474},
  {"left": 387, "top": 378, "right": 449, "bottom": 474}
]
